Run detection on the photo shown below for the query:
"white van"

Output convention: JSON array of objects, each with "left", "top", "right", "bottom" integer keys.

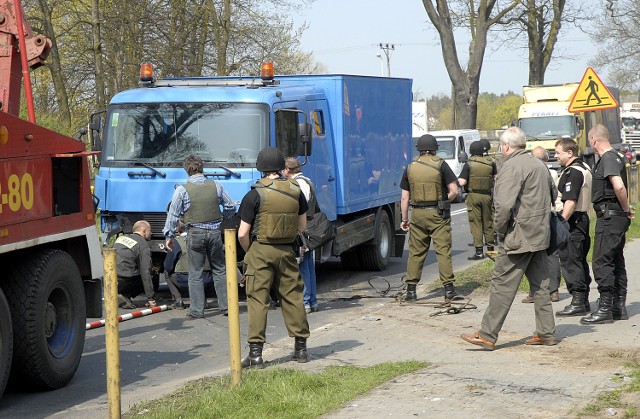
[
  {"left": 427, "top": 129, "right": 481, "bottom": 202},
  {"left": 428, "top": 129, "right": 481, "bottom": 177}
]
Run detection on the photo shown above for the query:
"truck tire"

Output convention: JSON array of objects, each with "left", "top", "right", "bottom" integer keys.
[
  {"left": 0, "top": 288, "right": 12, "bottom": 398},
  {"left": 4, "top": 249, "right": 86, "bottom": 390},
  {"left": 359, "top": 211, "right": 392, "bottom": 271}
]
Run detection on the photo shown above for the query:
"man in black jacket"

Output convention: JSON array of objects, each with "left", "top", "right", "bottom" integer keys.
[{"left": 115, "top": 220, "right": 155, "bottom": 309}]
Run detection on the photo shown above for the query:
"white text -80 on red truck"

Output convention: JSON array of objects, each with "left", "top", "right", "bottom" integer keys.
[{"left": 0, "top": 0, "right": 104, "bottom": 398}]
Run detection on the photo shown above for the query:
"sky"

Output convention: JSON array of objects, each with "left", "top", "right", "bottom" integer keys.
[{"left": 291, "top": 0, "right": 601, "bottom": 98}]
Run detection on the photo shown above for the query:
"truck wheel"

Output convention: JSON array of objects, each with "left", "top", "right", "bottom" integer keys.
[
  {"left": 359, "top": 211, "right": 392, "bottom": 271},
  {"left": 4, "top": 249, "right": 86, "bottom": 390},
  {"left": 0, "top": 288, "right": 12, "bottom": 398}
]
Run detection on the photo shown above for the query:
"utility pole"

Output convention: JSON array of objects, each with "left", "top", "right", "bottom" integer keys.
[{"left": 378, "top": 43, "right": 394, "bottom": 77}]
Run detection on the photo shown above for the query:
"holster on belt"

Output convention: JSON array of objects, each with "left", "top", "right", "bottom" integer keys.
[{"left": 437, "top": 200, "right": 451, "bottom": 219}]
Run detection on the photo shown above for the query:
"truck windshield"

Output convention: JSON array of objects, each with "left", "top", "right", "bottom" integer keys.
[
  {"left": 102, "top": 102, "right": 268, "bottom": 166},
  {"left": 519, "top": 115, "right": 576, "bottom": 139}
]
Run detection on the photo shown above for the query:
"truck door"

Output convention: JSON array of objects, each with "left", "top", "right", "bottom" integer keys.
[{"left": 307, "top": 99, "right": 337, "bottom": 220}]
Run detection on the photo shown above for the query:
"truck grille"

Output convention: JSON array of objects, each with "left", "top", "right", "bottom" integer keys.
[
  {"left": 105, "top": 212, "right": 167, "bottom": 238},
  {"left": 142, "top": 213, "right": 168, "bottom": 238}
]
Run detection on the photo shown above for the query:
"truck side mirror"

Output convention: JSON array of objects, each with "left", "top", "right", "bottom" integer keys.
[
  {"left": 89, "top": 110, "right": 105, "bottom": 152},
  {"left": 458, "top": 151, "right": 468, "bottom": 163},
  {"left": 297, "top": 122, "right": 313, "bottom": 157},
  {"left": 576, "top": 117, "right": 584, "bottom": 131}
]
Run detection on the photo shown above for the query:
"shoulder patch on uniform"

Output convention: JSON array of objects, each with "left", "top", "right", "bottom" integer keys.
[{"left": 115, "top": 235, "right": 138, "bottom": 249}]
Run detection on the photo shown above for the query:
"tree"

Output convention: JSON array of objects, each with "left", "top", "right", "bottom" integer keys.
[
  {"left": 496, "top": 0, "right": 589, "bottom": 85},
  {"left": 521, "top": 0, "right": 565, "bottom": 85},
  {"left": 21, "top": 0, "right": 318, "bottom": 135},
  {"left": 589, "top": 0, "right": 640, "bottom": 92},
  {"left": 421, "top": 0, "right": 520, "bottom": 129}
]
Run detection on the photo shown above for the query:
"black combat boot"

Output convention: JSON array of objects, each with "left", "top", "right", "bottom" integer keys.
[
  {"left": 468, "top": 247, "right": 484, "bottom": 260},
  {"left": 405, "top": 284, "right": 417, "bottom": 301},
  {"left": 612, "top": 291, "right": 629, "bottom": 321},
  {"left": 584, "top": 293, "right": 591, "bottom": 313},
  {"left": 241, "top": 343, "right": 264, "bottom": 368},
  {"left": 444, "top": 282, "right": 458, "bottom": 301},
  {"left": 292, "top": 337, "right": 308, "bottom": 363},
  {"left": 486, "top": 245, "right": 494, "bottom": 252},
  {"left": 580, "top": 294, "right": 614, "bottom": 325},
  {"left": 556, "top": 292, "right": 588, "bottom": 317}
]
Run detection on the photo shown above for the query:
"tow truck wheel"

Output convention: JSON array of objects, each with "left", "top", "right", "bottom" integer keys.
[
  {"left": 0, "top": 288, "right": 13, "bottom": 398},
  {"left": 4, "top": 249, "right": 86, "bottom": 390},
  {"left": 359, "top": 210, "right": 392, "bottom": 271}
]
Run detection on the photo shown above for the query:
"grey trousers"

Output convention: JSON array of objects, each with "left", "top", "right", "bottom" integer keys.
[{"left": 480, "top": 248, "right": 556, "bottom": 343}]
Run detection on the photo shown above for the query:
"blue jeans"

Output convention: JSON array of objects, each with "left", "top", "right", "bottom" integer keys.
[
  {"left": 187, "top": 228, "right": 227, "bottom": 315},
  {"left": 299, "top": 251, "right": 317, "bottom": 308}
]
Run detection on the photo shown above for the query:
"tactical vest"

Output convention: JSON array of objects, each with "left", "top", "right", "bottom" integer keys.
[
  {"left": 467, "top": 156, "right": 494, "bottom": 194},
  {"left": 251, "top": 178, "right": 301, "bottom": 244},
  {"left": 183, "top": 181, "right": 222, "bottom": 224},
  {"left": 295, "top": 174, "right": 318, "bottom": 219},
  {"left": 174, "top": 236, "right": 210, "bottom": 273},
  {"left": 408, "top": 155, "right": 443, "bottom": 205},
  {"left": 563, "top": 160, "right": 593, "bottom": 212}
]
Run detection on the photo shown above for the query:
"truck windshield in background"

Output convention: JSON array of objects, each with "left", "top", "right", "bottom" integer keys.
[
  {"left": 519, "top": 115, "right": 577, "bottom": 139},
  {"left": 102, "top": 102, "right": 269, "bottom": 166}
]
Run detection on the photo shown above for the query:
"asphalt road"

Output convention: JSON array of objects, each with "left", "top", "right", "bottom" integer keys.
[{"left": 0, "top": 202, "right": 479, "bottom": 418}]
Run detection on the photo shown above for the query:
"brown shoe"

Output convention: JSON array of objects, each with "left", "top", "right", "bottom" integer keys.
[
  {"left": 550, "top": 291, "right": 559, "bottom": 302},
  {"left": 521, "top": 295, "right": 534, "bottom": 303},
  {"left": 525, "top": 334, "right": 559, "bottom": 346},
  {"left": 460, "top": 331, "right": 495, "bottom": 350}
]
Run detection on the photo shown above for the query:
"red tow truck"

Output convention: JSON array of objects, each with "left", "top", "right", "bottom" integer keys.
[{"left": 0, "top": 0, "right": 103, "bottom": 397}]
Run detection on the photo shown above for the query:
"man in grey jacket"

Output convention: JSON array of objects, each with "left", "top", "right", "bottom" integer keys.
[{"left": 461, "top": 127, "right": 558, "bottom": 350}]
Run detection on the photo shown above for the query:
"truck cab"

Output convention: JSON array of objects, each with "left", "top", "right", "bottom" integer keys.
[{"left": 92, "top": 65, "right": 412, "bottom": 272}]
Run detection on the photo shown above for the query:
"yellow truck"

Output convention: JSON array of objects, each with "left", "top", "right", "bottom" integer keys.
[{"left": 517, "top": 83, "right": 621, "bottom": 166}]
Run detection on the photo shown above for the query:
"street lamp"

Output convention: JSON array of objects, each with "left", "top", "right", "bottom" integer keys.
[{"left": 376, "top": 53, "right": 384, "bottom": 76}]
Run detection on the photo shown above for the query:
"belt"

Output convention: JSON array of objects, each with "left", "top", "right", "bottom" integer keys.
[
  {"left": 412, "top": 204, "right": 438, "bottom": 208},
  {"left": 595, "top": 209, "right": 628, "bottom": 218}
]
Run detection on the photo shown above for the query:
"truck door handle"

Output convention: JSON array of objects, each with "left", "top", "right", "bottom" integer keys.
[{"left": 328, "top": 176, "right": 335, "bottom": 182}]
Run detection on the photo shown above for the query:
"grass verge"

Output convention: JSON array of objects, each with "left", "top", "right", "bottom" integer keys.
[
  {"left": 579, "top": 363, "right": 640, "bottom": 418},
  {"left": 124, "top": 361, "right": 429, "bottom": 419}
]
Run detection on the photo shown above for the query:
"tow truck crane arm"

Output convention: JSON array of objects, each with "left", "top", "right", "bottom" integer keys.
[{"left": 0, "top": 0, "right": 51, "bottom": 116}]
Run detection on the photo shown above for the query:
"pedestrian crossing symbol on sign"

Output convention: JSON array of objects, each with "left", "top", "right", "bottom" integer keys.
[{"left": 568, "top": 67, "right": 618, "bottom": 112}]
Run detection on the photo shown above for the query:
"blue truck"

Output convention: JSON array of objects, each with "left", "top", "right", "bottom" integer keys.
[{"left": 91, "top": 64, "right": 412, "bottom": 273}]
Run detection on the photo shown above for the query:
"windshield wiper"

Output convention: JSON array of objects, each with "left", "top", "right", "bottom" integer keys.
[
  {"left": 134, "top": 162, "right": 167, "bottom": 178},
  {"left": 204, "top": 165, "right": 241, "bottom": 179}
]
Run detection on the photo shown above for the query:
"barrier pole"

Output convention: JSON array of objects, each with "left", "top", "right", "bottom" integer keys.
[
  {"left": 103, "top": 248, "right": 121, "bottom": 418},
  {"left": 224, "top": 229, "right": 242, "bottom": 387}
]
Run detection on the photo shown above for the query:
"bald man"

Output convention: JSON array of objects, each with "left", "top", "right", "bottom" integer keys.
[
  {"left": 581, "top": 124, "right": 632, "bottom": 324},
  {"left": 115, "top": 220, "right": 155, "bottom": 309}
]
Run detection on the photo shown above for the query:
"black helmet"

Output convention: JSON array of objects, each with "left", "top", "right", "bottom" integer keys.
[
  {"left": 469, "top": 141, "right": 484, "bottom": 156},
  {"left": 480, "top": 138, "right": 491, "bottom": 152},
  {"left": 256, "top": 147, "right": 285, "bottom": 172},
  {"left": 416, "top": 134, "right": 438, "bottom": 151}
]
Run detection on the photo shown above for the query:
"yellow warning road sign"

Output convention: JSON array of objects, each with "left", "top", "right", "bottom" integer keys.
[{"left": 568, "top": 67, "right": 618, "bottom": 113}]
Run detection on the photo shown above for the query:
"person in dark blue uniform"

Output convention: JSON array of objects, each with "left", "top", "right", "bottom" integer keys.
[{"left": 581, "top": 125, "right": 633, "bottom": 324}]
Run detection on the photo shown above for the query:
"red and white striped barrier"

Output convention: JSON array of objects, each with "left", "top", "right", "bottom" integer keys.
[{"left": 86, "top": 305, "right": 168, "bottom": 330}]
